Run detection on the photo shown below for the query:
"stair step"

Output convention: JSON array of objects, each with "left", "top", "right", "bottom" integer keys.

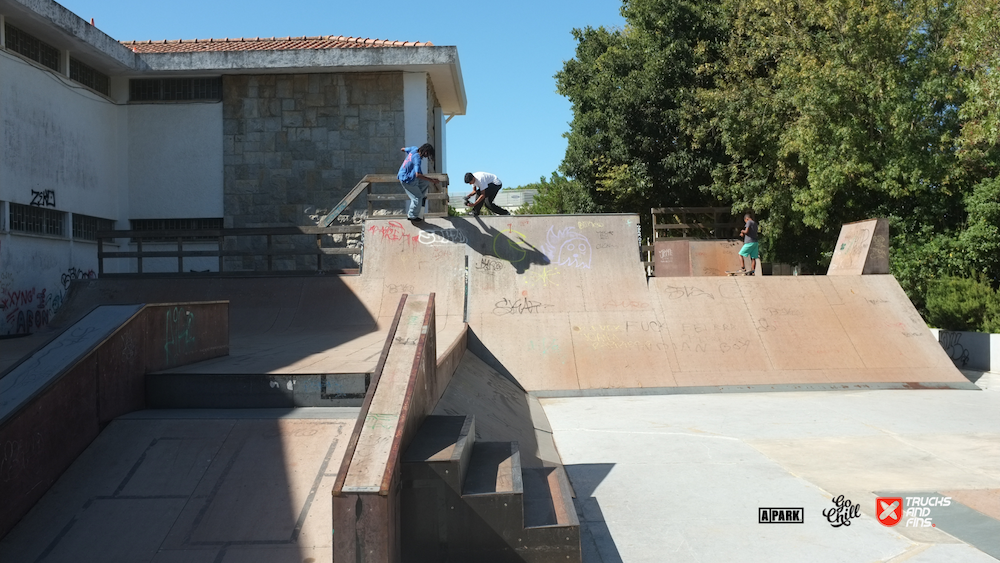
[
  {"left": 463, "top": 442, "right": 522, "bottom": 496},
  {"left": 522, "top": 466, "right": 580, "bottom": 529},
  {"left": 401, "top": 415, "right": 475, "bottom": 492}
]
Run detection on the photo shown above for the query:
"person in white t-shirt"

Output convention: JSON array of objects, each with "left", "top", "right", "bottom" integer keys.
[{"left": 462, "top": 172, "right": 510, "bottom": 216}]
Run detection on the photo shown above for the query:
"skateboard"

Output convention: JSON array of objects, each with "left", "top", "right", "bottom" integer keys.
[{"left": 725, "top": 270, "right": 755, "bottom": 276}]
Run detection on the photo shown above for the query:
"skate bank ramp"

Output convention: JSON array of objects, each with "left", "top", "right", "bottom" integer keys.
[{"left": 364, "top": 215, "right": 970, "bottom": 395}]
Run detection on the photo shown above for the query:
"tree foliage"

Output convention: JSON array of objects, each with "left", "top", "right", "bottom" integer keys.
[
  {"left": 547, "top": 0, "right": 999, "bottom": 325},
  {"left": 514, "top": 173, "right": 594, "bottom": 215},
  {"left": 554, "top": 0, "right": 728, "bottom": 216}
]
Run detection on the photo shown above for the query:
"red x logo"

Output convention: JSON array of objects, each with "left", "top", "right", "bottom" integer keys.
[{"left": 877, "top": 497, "right": 903, "bottom": 526}]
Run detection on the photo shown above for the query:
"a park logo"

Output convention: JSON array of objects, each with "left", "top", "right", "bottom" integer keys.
[
  {"left": 822, "top": 495, "right": 861, "bottom": 527},
  {"left": 758, "top": 508, "right": 804, "bottom": 524},
  {"left": 876, "top": 497, "right": 903, "bottom": 527}
]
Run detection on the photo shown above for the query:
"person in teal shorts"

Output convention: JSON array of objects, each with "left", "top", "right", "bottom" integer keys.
[{"left": 739, "top": 212, "right": 759, "bottom": 275}]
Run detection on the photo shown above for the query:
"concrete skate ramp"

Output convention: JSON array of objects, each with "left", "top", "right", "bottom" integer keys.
[
  {"left": 360, "top": 214, "right": 971, "bottom": 395},
  {"left": 50, "top": 214, "right": 968, "bottom": 394}
]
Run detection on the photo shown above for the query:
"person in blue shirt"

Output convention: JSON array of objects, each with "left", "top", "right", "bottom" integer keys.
[{"left": 397, "top": 144, "right": 440, "bottom": 223}]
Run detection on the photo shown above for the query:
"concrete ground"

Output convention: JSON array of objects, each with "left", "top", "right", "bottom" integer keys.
[
  {"left": 0, "top": 408, "right": 358, "bottom": 563},
  {"left": 542, "top": 371, "right": 1000, "bottom": 563}
]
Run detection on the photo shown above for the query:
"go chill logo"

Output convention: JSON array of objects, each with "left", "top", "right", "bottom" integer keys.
[{"left": 877, "top": 496, "right": 951, "bottom": 527}]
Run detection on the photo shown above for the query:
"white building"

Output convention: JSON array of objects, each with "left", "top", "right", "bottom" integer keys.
[{"left": 0, "top": 0, "right": 466, "bottom": 335}]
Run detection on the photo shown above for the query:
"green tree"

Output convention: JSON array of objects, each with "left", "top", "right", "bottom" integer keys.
[
  {"left": 701, "top": 0, "right": 966, "bottom": 269},
  {"left": 517, "top": 173, "right": 594, "bottom": 215},
  {"left": 556, "top": 0, "right": 728, "bottom": 222}
]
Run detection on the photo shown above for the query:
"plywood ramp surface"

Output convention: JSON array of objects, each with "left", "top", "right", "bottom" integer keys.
[
  {"left": 50, "top": 215, "right": 968, "bottom": 397},
  {"left": 362, "top": 215, "right": 966, "bottom": 394}
]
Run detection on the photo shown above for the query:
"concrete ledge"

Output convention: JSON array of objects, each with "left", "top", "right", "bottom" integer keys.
[{"left": 930, "top": 328, "right": 1000, "bottom": 373}]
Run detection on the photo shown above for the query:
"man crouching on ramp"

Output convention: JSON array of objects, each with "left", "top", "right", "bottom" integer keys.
[{"left": 463, "top": 171, "right": 510, "bottom": 217}]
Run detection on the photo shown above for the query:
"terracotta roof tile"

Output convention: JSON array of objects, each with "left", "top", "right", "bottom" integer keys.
[{"left": 121, "top": 35, "right": 433, "bottom": 54}]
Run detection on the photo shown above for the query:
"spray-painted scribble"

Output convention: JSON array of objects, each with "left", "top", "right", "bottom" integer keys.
[
  {"left": 164, "top": 307, "right": 196, "bottom": 363},
  {"left": 60, "top": 267, "right": 97, "bottom": 289},
  {"left": 418, "top": 228, "right": 467, "bottom": 246},
  {"left": 541, "top": 226, "right": 592, "bottom": 269},
  {"left": 30, "top": 189, "right": 56, "bottom": 208},
  {"left": 521, "top": 266, "right": 561, "bottom": 287},
  {"left": 939, "top": 331, "right": 970, "bottom": 367}
]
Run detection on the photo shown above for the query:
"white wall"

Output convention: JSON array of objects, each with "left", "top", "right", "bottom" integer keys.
[
  {"left": 0, "top": 49, "right": 121, "bottom": 335},
  {"left": 0, "top": 50, "right": 122, "bottom": 217},
  {"left": 128, "top": 102, "right": 223, "bottom": 219},
  {"left": 403, "top": 72, "right": 429, "bottom": 151}
]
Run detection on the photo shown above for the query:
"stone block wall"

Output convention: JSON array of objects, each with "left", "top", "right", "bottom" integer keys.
[{"left": 222, "top": 72, "right": 405, "bottom": 270}]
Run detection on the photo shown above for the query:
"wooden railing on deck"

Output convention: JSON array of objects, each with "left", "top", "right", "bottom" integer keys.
[
  {"left": 95, "top": 225, "right": 363, "bottom": 276},
  {"left": 319, "top": 173, "right": 450, "bottom": 227}
]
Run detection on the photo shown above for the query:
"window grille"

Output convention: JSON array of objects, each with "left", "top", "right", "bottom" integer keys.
[
  {"left": 10, "top": 203, "right": 65, "bottom": 236},
  {"left": 72, "top": 214, "right": 115, "bottom": 241},
  {"left": 129, "top": 218, "right": 224, "bottom": 241},
  {"left": 129, "top": 78, "right": 222, "bottom": 102},
  {"left": 69, "top": 58, "right": 110, "bottom": 95},
  {"left": 4, "top": 23, "right": 60, "bottom": 72}
]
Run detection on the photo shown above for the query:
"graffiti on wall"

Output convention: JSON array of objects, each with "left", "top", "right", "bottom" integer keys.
[
  {"left": 60, "top": 267, "right": 96, "bottom": 289},
  {"left": 1, "top": 287, "right": 62, "bottom": 335},
  {"left": 30, "top": 190, "right": 56, "bottom": 208},
  {"left": 939, "top": 331, "right": 970, "bottom": 367},
  {"left": 540, "top": 226, "right": 592, "bottom": 269}
]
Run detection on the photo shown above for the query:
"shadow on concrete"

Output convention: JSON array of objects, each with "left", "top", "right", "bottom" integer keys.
[
  {"left": 411, "top": 217, "right": 551, "bottom": 274},
  {"left": 565, "top": 463, "right": 624, "bottom": 563}
]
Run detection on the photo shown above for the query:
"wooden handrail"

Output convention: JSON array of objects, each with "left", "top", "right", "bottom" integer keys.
[
  {"left": 320, "top": 173, "right": 450, "bottom": 227},
  {"left": 331, "top": 295, "right": 408, "bottom": 496},
  {"left": 380, "top": 293, "right": 436, "bottom": 494}
]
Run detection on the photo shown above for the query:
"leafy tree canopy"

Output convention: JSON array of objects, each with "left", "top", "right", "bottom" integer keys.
[{"left": 526, "top": 0, "right": 999, "bottom": 326}]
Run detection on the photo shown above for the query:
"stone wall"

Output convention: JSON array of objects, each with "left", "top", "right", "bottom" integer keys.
[{"left": 222, "top": 72, "right": 405, "bottom": 270}]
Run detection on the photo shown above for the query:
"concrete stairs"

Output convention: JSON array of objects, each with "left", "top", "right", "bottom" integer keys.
[{"left": 401, "top": 415, "right": 581, "bottom": 562}]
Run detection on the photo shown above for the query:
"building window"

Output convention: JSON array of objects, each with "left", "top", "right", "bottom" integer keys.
[
  {"left": 10, "top": 203, "right": 65, "bottom": 236},
  {"left": 130, "top": 218, "right": 224, "bottom": 241},
  {"left": 129, "top": 78, "right": 222, "bottom": 102},
  {"left": 4, "top": 23, "right": 61, "bottom": 72},
  {"left": 72, "top": 214, "right": 115, "bottom": 241},
  {"left": 69, "top": 58, "right": 110, "bottom": 95}
]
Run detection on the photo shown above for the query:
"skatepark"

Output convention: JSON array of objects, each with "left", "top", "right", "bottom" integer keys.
[{"left": 1, "top": 214, "right": 998, "bottom": 562}]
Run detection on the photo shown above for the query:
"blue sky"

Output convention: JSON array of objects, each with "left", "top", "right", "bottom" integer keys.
[{"left": 60, "top": 0, "right": 626, "bottom": 192}]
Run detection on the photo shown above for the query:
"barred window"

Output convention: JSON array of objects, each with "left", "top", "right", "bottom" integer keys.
[
  {"left": 5, "top": 23, "right": 61, "bottom": 72},
  {"left": 72, "top": 213, "right": 115, "bottom": 241},
  {"left": 130, "top": 217, "right": 224, "bottom": 241},
  {"left": 10, "top": 203, "right": 65, "bottom": 236},
  {"left": 69, "top": 58, "right": 110, "bottom": 95},
  {"left": 129, "top": 78, "right": 222, "bottom": 102}
]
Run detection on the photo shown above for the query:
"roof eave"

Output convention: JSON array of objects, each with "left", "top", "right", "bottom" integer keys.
[{"left": 134, "top": 45, "right": 467, "bottom": 115}]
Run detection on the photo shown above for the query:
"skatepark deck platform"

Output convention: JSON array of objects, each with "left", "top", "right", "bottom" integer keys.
[{"left": 8, "top": 214, "right": 970, "bottom": 401}]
